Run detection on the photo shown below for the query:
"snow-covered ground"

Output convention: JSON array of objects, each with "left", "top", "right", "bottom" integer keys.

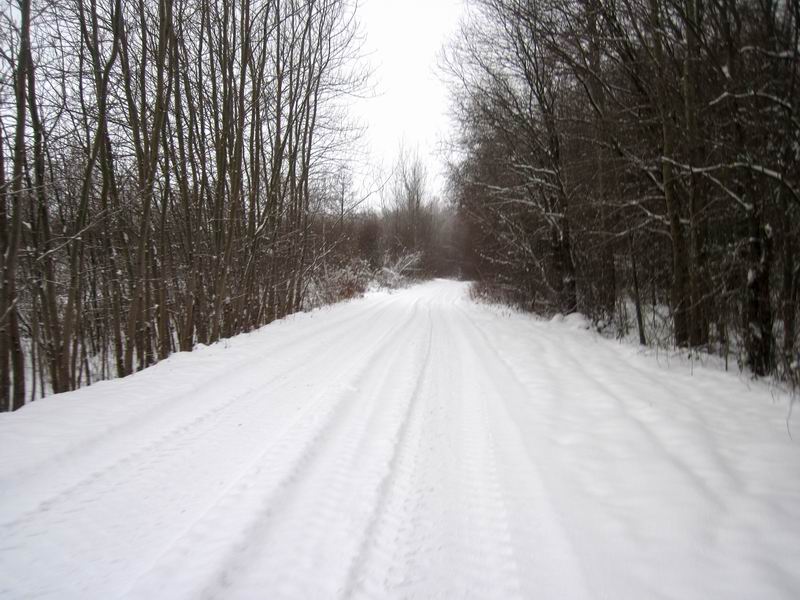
[{"left": 1, "top": 280, "right": 798, "bottom": 599}]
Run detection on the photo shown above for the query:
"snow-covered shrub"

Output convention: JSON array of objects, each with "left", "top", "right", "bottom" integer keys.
[
  {"left": 305, "top": 259, "right": 374, "bottom": 308},
  {"left": 469, "top": 281, "right": 530, "bottom": 311},
  {"left": 550, "top": 312, "right": 591, "bottom": 331},
  {"left": 375, "top": 252, "right": 422, "bottom": 289}
]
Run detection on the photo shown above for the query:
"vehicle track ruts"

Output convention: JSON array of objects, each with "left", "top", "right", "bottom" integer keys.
[{"left": 121, "top": 297, "right": 429, "bottom": 599}]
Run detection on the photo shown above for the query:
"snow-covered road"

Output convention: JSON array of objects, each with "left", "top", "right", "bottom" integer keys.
[{"left": 1, "top": 280, "right": 799, "bottom": 599}]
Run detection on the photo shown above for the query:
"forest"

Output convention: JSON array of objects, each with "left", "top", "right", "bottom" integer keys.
[
  {"left": 1, "top": 0, "right": 798, "bottom": 412},
  {"left": 445, "top": 0, "right": 799, "bottom": 381}
]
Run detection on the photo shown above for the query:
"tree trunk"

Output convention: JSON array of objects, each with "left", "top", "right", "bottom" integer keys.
[
  {"left": 650, "top": 0, "right": 690, "bottom": 347},
  {"left": 745, "top": 210, "right": 774, "bottom": 376},
  {"left": 1, "top": 0, "right": 32, "bottom": 410}
]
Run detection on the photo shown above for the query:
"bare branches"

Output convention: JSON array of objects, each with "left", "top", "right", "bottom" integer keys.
[
  {"left": 0, "top": 0, "right": 369, "bottom": 408},
  {"left": 446, "top": 0, "right": 799, "bottom": 378}
]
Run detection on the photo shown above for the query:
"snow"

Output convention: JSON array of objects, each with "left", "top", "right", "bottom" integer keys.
[{"left": 1, "top": 280, "right": 799, "bottom": 599}]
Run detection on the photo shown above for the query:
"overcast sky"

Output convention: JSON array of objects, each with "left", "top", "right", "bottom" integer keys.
[{"left": 352, "top": 0, "right": 466, "bottom": 203}]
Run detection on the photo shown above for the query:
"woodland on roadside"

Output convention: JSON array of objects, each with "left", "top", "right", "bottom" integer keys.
[
  {"left": 445, "top": 0, "right": 799, "bottom": 382},
  {"left": 1, "top": 0, "right": 798, "bottom": 411},
  {"left": 0, "top": 0, "right": 462, "bottom": 410}
]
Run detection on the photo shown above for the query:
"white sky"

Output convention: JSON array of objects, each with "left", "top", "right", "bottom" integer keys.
[{"left": 352, "top": 0, "right": 466, "bottom": 203}]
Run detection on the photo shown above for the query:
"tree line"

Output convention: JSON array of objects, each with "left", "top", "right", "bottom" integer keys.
[
  {"left": 445, "top": 0, "right": 799, "bottom": 379},
  {"left": 311, "top": 150, "right": 465, "bottom": 301},
  {"left": 0, "top": 0, "right": 365, "bottom": 411}
]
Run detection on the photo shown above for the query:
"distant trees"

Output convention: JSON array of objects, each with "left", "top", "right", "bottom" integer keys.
[
  {"left": 311, "top": 148, "right": 465, "bottom": 288},
  {"left": 446, "top": 0, "right": 799, "bottom": 378},
  {"left": 0, "top": 0, "right": 365, "bottom": 411},
  {"left": 381, "top": 149, "right": 463, "bottom": 277}
]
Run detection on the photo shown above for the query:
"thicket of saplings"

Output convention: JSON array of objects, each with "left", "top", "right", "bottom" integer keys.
[
  {"left": 0, "top": 0, "right": 460, "bottom": 410},
  {"left": 445, "top": 0, "right": 798, "bottom": 384}
]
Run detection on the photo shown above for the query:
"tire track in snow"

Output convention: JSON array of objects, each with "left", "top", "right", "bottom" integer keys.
[
  {"left": 348, "top": 292, "right": 528, "bottom": 599},
  {"left": 203, "top": 302, "right": 433, "bottom": 599},
  {"left": 451, "top": 300, "right": 593, "bottom": 599},
  {"left": 1, "top": 292, "right": 397, "bottom": 492},
  {"left": 457, "top": 300, "right": 763, "bottom": 596},
  {"left": 121, "top": 296, "right": 429, "bottom": 599},
  {"left": 339, "top": 304, "right": 435, "bottom": 599},
  {"left": 0, "top": 293, "right": 398, "bottom": 512},
  {"left": 0, "top": 296, "right": 417, "bottom": 600}
]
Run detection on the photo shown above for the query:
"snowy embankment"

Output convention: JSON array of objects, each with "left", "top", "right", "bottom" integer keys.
[{"left": 1, "top": 280, "right": 798, "bottom": 599}]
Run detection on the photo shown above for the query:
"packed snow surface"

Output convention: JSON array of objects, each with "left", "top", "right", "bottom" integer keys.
[{"left": 1, "top": 280, "right": 799, "bottom": 599}]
